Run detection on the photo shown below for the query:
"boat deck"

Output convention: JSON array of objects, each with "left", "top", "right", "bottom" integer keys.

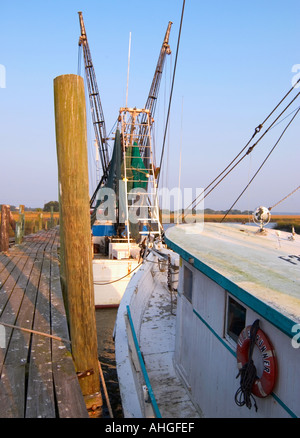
[
  {"left": 166, "top": 223, "right": 300, "bottom": 325},
  {"left": 115, "top": 250, "right": 203, "bottom": 418},
  {"left": 139, "top": 272, "right": 202, "bottom": 418},
  {"left": 0, "top": 228, "right": 88, "bottom": 418}
]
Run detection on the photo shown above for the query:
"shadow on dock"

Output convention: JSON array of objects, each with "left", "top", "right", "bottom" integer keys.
[{"left": 0, "top": 228, "right": 88, "bottom": 418}]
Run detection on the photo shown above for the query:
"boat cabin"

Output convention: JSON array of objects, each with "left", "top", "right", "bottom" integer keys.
[{"left": 165, "top": 222, "right": 300, "bottom": 418}]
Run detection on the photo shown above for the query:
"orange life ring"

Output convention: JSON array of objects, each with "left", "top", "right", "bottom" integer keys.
[{"left": 236, "top": 325, "right": 277, "bottom": 398}]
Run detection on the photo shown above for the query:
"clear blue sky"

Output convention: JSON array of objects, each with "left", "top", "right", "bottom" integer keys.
[{"left": 1, "top": 0, "right": 299, "bottom": 213}]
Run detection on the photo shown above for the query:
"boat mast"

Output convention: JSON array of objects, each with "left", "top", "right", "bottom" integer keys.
[
  {"left": 145, "top": 21, "right": 172, "bottom": 116},
  {"left": 78, "top": 12, "right": 110, "bottom": 186},
  {"left": 139, "top": 21, "right": 172, "bottom": 158}
]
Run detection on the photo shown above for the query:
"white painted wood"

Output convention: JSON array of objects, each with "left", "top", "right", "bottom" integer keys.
[
  {"left": 167, "top": 223, "right": 300, "bottom": 418},
  {"left": 93, "top": 258, "right": 140, "bottom": 306}
]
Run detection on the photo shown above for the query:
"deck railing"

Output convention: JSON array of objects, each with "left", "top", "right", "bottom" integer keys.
[{"left": 126, "top": 305, "right": 161, "bottom": 418}]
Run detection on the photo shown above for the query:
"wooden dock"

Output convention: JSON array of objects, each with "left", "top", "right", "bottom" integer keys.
[{"left": 0, "top": 228, "right": 89, "bottom": 418}]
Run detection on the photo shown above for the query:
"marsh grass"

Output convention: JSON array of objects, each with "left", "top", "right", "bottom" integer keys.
[{"left": 2, "top": 211, "right": 60, "bottom": 237}]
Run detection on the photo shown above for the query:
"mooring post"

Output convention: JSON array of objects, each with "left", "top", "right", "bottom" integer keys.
[
  {"left": 53, "top": 74, "right": 102, "bottom": 414},
  {"left": 20, "top": 205, "right": 25, "bottom": 238},
  {"left": 38, "top": 212, "right": 43, "bottom": 231},
  {"left": 9, "top": 210, "right": 16, "bottom": 233},
  {"left": 15, "top": 205, "right": 25, "bottom": 244},
  {"left": 50, "top": 206, "right": 54, "bottom": 228},
  {"left": 15, "top": 222, "right": 22, "bottom": 244},
  {"left": 0, "top": 204, "right": 10, "bottom": 252}
]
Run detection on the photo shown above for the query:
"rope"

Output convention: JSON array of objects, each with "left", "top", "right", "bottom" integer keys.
[
  {"left": 0, "top": 321, "right": 71, "bottom": 344},
  {"left": 183, "top": 80, "right": 300, "bottom": 217},
  {"left": 98, "top": 360, "right": 113, "bottom": 418},
  {"left": 77, "top": 45, "right": 82, "bottom": 76},
  {"left": 234, "top": 320, "right": 259, "bottom": 411},
  {"left": 220, "top": 107, "right": 300, "bottom": 222},
  {"left": 269, "top": 184, "right": 300, "bottom": 211},
  {"left": 93, "top": 261, "right": 143, "bottom": 285}
]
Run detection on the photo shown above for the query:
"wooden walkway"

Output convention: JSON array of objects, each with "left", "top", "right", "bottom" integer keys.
[{"left": 0, "top": 228, "right": 88, "bottom": 418}]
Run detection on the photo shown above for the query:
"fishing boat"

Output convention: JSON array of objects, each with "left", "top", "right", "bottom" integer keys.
[
  {"left": 77, "top": 12, "right": 172, "bottom": 307},
  {"left": 78, "top": 5, "right": 300, "bottom": 418},
  {"left": 111, "top": 6, "right": 300, "bottom": 417},
  {"left": 114, "top": 209, "right": 300, "bottom": 418}
]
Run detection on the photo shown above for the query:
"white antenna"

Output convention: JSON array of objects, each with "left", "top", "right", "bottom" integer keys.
[
  {"left": 95, "top": 139, "right": 100, "bottom": 184},
  {"left": 125, "top": 32, "right": 131, "bottom": 108},
  {"left": 177, "top": 97, "right": 183, "bottom": 224}
]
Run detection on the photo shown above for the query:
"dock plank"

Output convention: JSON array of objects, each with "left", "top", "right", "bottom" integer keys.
[
  {"left": 0, "top": 364, "right": 26, "bottom": 418},
  {"left": 50, "top": 244, "right": 88, "bottom": 418},
  {"left": 0, "top": 228, "right": 88, "bottom": 418},
  {"left": 25, "top": 255, "right": 56, "bottom": 418},
  {"left": 0, "top": 255, "right": 28, "bottom": 314}
]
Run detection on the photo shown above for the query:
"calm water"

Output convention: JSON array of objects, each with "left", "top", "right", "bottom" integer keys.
[{"left": 95, "top": 308, "right": 123, "bottom": 418}]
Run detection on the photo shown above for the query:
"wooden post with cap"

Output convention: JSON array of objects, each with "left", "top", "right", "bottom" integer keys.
[{"left": 53, "top": 74, "right": 102, "bottom": 414}]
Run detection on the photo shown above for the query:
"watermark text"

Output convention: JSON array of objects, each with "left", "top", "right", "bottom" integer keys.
[
  {"left": 0, "top": 324, "right": 5, "bottom": 348},
  {"left": 95, "top": 184, "right": 204, "bottom": 228},
  {"left": 291, "top": 323, "right": 300, "bottom": 348},
  {"left": 0, "top": 64, "right": 6, "bottom": 88}
]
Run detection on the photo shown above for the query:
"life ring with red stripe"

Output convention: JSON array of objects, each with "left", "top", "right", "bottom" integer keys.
[{"left": 236, "top": 325, "right": 277, "bottom": 398}]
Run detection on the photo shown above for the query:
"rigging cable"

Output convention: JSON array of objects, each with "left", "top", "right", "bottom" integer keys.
[
  {"left": 157, "top": 0, "right": 185, "bottom": 186},
  {"left": 77, "top": 44, "right": 82, "bottom": 76},
  {"left": 268, "top": 184, "right": 300, "bottom": 212},
  {"left": 220, "top": 107, "right": 300, "bottom": 222},
  {"left": 183, "top": 83, "right": 300, "bottom": 218},
  {"left": 93, "top": 261, "right": 143, "bottom": 285},
  {"left": 164, "top": 52, "right": 173, "bottom": 191}
]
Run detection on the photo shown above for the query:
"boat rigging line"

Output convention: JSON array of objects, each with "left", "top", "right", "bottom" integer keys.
[
  {"left": 183, "top": 78, "right": 300, "bottom": 218},
  {"left": 157, "top": 0, "right": 185, "bottom": 186},
  {"left": 220, "top": 107, "right": 300, "bottom": 222},
  {"left": 77, "top": 44, "right": 82, "bottom": 76},
  {"left": 93, "top": 261, "right": 143, "bottom": 285},
  {"left": 125, "top": 31, "right": 131, "bottom": 108},
  {"left": 268, "top": 184, "right": 300, "bottom": 212},
  {"left": 93, "top": 243, "right": 172, "bottom": 286}
]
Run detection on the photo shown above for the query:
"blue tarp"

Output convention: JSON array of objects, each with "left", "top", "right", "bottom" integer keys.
[{"left": 92, "top": 224, "right": 116, "bottom": 237}]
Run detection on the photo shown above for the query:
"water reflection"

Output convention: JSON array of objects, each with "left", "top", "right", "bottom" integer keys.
[{"left": 95, "top": 308, "right": 123, "bottom": 418}]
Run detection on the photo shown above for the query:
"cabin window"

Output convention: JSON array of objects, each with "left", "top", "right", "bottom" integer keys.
[
  {"left": 226, "top": 296, "right": 246, "bottom": 342},
  {"left": 183, "top": 266, "right": 193, "bottom": 302}
]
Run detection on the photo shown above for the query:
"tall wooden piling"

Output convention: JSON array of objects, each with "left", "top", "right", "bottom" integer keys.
[
  {"left": 0, "top": 204, "right": 10, "bottom": 252},
  {"left": 53, "top": 74, "right": 102, "bottom": 413}
]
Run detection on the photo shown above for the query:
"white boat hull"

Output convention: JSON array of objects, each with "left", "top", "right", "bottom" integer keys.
[
  {"left": 93, "top": 258, "right": 140, "bottom": 307},
  {"left": 115, "top": 223, "right": 300, "bottom": 418},
  {"left": 114, "top": 247, "right": 201, "bottom": 418}
]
